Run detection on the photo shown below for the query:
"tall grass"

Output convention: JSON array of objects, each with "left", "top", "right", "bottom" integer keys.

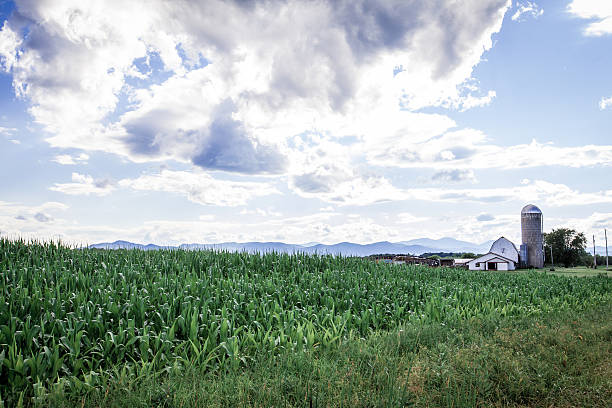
[{"left": 1, "top": 238, "right": 611, "bottom": 404}]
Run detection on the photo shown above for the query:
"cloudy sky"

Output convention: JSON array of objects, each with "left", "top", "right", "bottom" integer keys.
[{"left": 0, "top": 0, "right": 611, "bottom": 246}]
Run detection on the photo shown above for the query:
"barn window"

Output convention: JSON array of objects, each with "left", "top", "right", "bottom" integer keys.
[{"left": 475, "top": 262, "right": 480, "bottom": 267}]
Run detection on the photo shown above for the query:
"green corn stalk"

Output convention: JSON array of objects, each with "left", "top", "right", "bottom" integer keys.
[{"left": 0, "top": 238, "right": 610, "bottom": 403}]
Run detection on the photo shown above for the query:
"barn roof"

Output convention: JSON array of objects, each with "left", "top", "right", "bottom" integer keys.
[
  {"left": 469, "top": 252, "right": 516, "bottom": 264},
  {"left": 490, "top": 236, "right": 519, "bottom": 255}
]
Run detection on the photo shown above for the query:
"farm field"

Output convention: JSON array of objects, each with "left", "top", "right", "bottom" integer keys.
[
  {"left": 543, "top": 266, "right": 612, "bottom": 278},
  {"left": 1, "top": 238, "right": 611, "bottom": 407}
]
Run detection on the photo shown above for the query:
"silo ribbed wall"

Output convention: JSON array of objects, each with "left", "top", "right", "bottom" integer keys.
[{"left": 521, "top": 213, "right": 543, "bottom": 268}]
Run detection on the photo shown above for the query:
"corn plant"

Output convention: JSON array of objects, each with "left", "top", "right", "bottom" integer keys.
[{"left": 0, "top": 238, "right": 610, "bottom": 403}]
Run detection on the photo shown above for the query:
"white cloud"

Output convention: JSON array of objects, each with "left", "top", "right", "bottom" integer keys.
[
  {"left": 599, "top": 96, "right": 612, "bottom": 110},
  {"left": 0, "top": 126, "right": 19, "bottom": 144},
  {"left": 0, "top": 200, "right": 69, "bottom": 236},
  {"left": 240, "top": 208, "right": 283, "bottom": 217},
  {"left": 0, "top": 126, "right": 17, "bottom": 136},
  {"left": 0, "top": 200, "right": 68, "bottom": 214},
  {"left": 52, "top": 153, "right": 89, "bottom": 165},
  {"left": 568, "top": 0, "right": 612, "bottom": 36},
  {"left": 287, "top": 178, "right": 612, "bottom": 208},
  {"left": 118, "top": 169, "right": 279, "bottom": 207},
  {"left": 291, "top": 173, "right": 409, "bottom": 206},
  {"left": 547, "top": 212, "right": 612, "bottom": 243},
  {"left": 133, "top": 213, "right": 401, "bottom": 246},
  {"left": 0, "top": 21, "right": 20, "bottom": 72},
  {"left": 1, "top": 197, "right": 610, "bottom": 247},
  {"left": 403, "top": 179, "right": 612, "bottom": 207},
  {"left": 455, "top": 90, "right": 497, "bottom": 111},
  {"left": 0, "top": 200, "right": 363, "bottom": 245},
  {"left": 286, "top": 134, "right": 411, "bottom": 205},
  {"left": 49, "top": 168, "right": 279, "bottom": 206},
  {"left": 50, "top": 173, "right": 116, "bottom": 196},
  {"left": 0, "top": 0, "right": 511, "bottom": 176},
  {"left": 367, "top": 129, "right": 612, "bottom": 170},
  {"left": 396, "top": 213, "right": 430, "bottom": 224},
  {"left": 288, "top": 161, "right": 612, "bottom": 207},
  {"left": 3, "top": 0, "right": 612, "bottom": 213},
  {"left": 512, "top": 1, "right": 544, "bottom": 22}
]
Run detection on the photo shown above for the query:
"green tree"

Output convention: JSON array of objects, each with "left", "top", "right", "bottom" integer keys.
[{"left": 544, "top": 228, "right": 587, "bottom": 267}]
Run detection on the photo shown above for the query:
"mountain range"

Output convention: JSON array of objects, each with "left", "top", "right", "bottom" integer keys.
[{"left": 89, "top": 237, "right": 496, "bottom": 257}]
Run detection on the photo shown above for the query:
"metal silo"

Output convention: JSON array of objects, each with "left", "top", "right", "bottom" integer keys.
[{"left": 521, "top": 204, "right": 544, "bottom": 268}]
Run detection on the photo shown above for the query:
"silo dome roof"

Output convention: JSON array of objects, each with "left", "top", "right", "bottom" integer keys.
[{"left": 521, "top": 204, "right": 542, "bottom": 214}]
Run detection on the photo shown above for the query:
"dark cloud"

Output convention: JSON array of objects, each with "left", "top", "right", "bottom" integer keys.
[
  {"left": 291, "top": 173, "right": 333, "bottom": 194},
  {"left": 192, "top": 100, "right": 287, "bottom": 174},
  {"left": 34, "top": 212, "right": 52, "bottom": 222},
  {"left": 231, "top": 0, "right": 286, "bottom": 11},
  {"left": 15, "top": 215, "right": 27, "bottom": 221},
  {"left": 333, "top": 0, "right": 508, "bottom": 79},
  {"left": 443, "top": 147, "right": 476, "bottom": 160},
  {"left": 332, "top": 0, "right": 423, "bottom": 57},
  {"left": 123, "top": 99, "right": 287, "bottom": 174},
  {"left": 431, "top": 0, "right": 508, "bottom": 78},
  {"left": 124, "top": 114, "right": 166, "bottom": 156},
  {"left": 94, "top": 178, "right": 113, "bottom": 189},
  {"left": 476, "top": 213, "right": 495, "bottom": 222},
  {"left": 431, "top": 169, "right": 475, "bottom": 183}
]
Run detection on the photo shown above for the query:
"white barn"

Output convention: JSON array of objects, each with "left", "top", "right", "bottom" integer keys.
[{"left": 468, "top": 237, "right": 519, "bottom": 271}]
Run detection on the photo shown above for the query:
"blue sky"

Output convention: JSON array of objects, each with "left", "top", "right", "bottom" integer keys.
[{"left": 0, "top": 0, "right": 611, "bottom": 246}]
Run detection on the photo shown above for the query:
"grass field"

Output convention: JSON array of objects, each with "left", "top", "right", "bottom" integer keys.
[
  {"left": 73, "top": 302, "right": 612, "bottom": 408},
  {"left": 543, "top": 266, "right": 612, "bottom": 278},
  {"left": 1, "top": 238, "right": 611, "bottom": 407}
]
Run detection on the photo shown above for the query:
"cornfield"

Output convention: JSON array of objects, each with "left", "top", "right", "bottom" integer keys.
[{"left": 1, "top": 238, "right": 611, "bottom": 402}]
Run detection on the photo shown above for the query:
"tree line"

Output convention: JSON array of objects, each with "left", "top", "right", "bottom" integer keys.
[{"left": 544, "top": 228, "right": 607, "bottom": 268}]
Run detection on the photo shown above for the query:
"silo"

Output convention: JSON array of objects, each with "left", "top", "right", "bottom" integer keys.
[{"left": 521, "top": 204, "right": 544, "bottom": 268}]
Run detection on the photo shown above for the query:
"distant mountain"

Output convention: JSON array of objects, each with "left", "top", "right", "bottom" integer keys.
[
  {"left": 90, "top": 238, "right": 496, "bottom": 257},
  {"left": 400, "top": 237, "right": 493, "bottom": 254},
  {"left": 179, "top": 242, "right": 302, "bottom": 253},
  {"left": 305, "top": 241, "right": 436, "bottom": 257},
  {"left": 89, "top": 240, "right": 171, "bottom": 250}
]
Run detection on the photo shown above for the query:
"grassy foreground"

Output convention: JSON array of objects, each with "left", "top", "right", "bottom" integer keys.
[
  {"left": 1, "top": 239, "right": 611, "bottom": 406},
  {"left": 54, "top": 301, "right": 612, "bottom": 407},
  {"left": 544, "top": 266, "right": 612, "bottom": 278}
]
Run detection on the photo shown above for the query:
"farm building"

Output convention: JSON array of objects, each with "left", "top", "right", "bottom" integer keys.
[
  {"left": 468, "top": 237, "right": 519, "bottom": 271},
  {"left": 453, "top": 258, "right": 472, "bottom": 268},
  {"left": 521, "top": 204, "right": 544, "bottom": 268},
  {"left": 439, "top": 258, "right": 454, "bottom": 267},
  {"left": 371, "top": 255, "right": 440, "bottom": 267}
]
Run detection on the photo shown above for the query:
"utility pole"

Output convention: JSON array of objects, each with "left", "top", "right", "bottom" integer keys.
[
  {"left": 593, "top": 234, "right": 597, "bottom": 269},
  {"left": 605, "top": 229, "right": 609, "bottom": 270},
  {"left": 550, "top": 245, "right": 554, "bottom": 269}
]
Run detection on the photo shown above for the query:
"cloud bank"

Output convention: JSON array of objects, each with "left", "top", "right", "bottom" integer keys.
[
  {"left": 1, "top": 0, "right": 611, "bottom": 219},
  {"left": 0, "top": 0, "right": 510, "bottom": 177}
]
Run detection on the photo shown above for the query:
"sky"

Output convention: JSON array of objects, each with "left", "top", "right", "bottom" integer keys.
[{"left": 0, "top": 0, "right": 611, "bottom": 246}]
